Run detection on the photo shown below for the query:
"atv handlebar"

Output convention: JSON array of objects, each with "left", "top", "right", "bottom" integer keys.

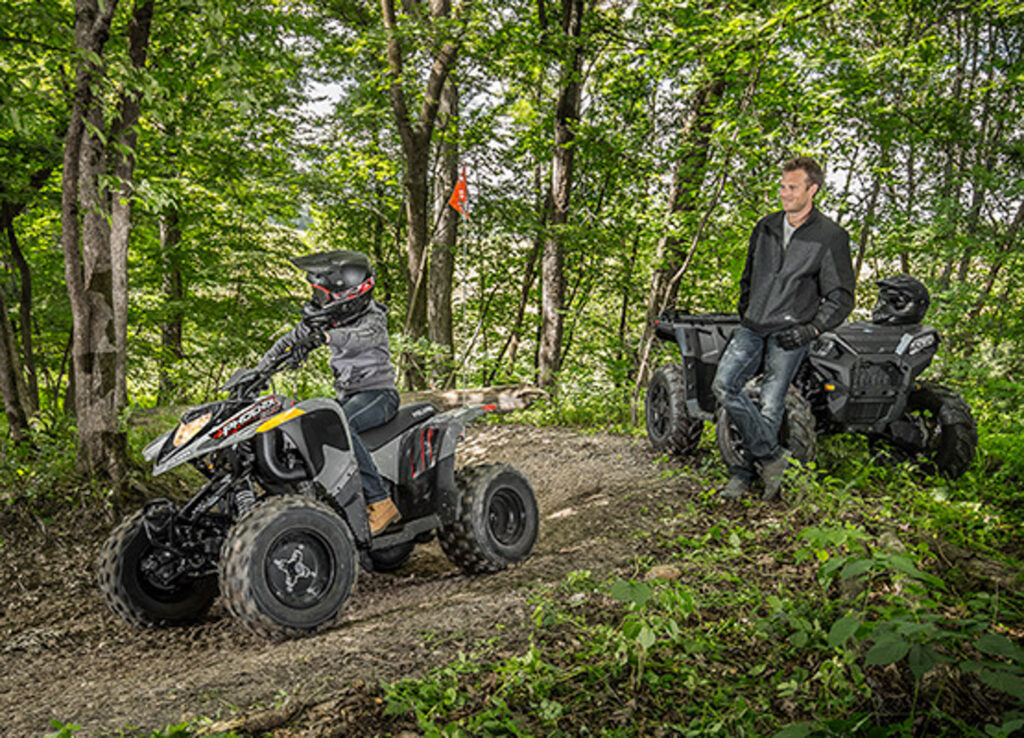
[{"left": 222, "top": 332, "right": 327, "bottom": 401}]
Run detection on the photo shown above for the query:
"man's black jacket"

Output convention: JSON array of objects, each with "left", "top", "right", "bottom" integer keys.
[{"left": 738, "top": 207, "right": 855, "bottom": 334}]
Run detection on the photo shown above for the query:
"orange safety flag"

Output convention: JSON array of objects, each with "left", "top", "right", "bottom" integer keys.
[{"left": 449, "top": 165, "right": 469, "bottom": 219}]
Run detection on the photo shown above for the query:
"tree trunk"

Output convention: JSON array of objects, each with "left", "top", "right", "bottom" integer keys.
[
  {"left": 110, "top": 0, "right": 155, "bottom": 411},
  {"left": 538, "top": 0, "right": 585, "bottom": 390},
  {"left": 60, "top": 0, "right": 154, "bottom": 481},
  {"left": 855, "top": 171, "right": 882, "bottom": 278},
  {"left": 3, "top": 217, "right": 39, "bottom": 412},
  {"left": 380, "top": 0, "right": 459, "bottom": 390},
  {"left": 158, "top": 208, "right": 184, "bottom": 405},
  {"left": 428, "top": 82, "right": 459, "bottom": 389},
  {"left": 632, "top": 78, "right": 724, "bottom": 390},
  {"left": 0, "top": 285, "right": 31, "bottom": 443}
]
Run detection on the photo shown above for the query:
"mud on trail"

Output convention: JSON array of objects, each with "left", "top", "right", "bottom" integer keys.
[{"left": 0, "top": 424, "right": 705, "bottom": 737}]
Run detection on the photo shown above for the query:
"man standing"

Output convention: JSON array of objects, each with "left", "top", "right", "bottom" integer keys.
[{"left": 713, "top": 156, "right": 855, "bottom": 500}]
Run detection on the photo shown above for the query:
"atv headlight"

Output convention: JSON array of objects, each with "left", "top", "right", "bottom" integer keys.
[{"left": 173, "top": 412, "right": 211, "bottom": 448}]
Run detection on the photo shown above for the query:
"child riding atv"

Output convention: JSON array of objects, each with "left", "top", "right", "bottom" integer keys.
[{"left": 257, "top": 250, "right": 401, "bottom": 534}]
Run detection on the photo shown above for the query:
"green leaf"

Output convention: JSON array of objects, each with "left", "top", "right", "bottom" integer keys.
[
  {"left": 637, "top": 625, "right": 657, "bottom": 651},
  {"left": 908, "top": 643, "right": 937, "bottom": 680},
  {"left": 978, "top": 668, "right": 1024, "bottom": 701},
  {"left": 840, "top": 558, "right": 874, "bottom": 579},
  {"left": 790, "top": 630, "right": 809, "bottom": 647},
  {"left": 610, "top": 579, "right": 652, "bottom": 607},
  {"left": 884, "top": 554, "right": 945, "bottom": 588},
  {"left": 975, "top": 633, "right": 1024, "bottom": 663},
  {"left": 865, "top": 636, "right": 910, "bottom": 666},
  {"left": 827, "top": 614, "right": 860, "bottom": 648},
  {"left": 772, "top": 723, "right": 812, "bottom": 738}
]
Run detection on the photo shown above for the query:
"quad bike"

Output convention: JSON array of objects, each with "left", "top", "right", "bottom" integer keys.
[
  {"left": 98, "top": 340, "right": 538, "bottom": 639},
  {"left": 645, "top": 286, "right": 977, "bottom": 479}
]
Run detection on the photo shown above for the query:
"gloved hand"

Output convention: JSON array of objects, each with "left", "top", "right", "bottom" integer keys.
[
  {"left": 286, "top": 331, "right": 328, "bottom": 367},
  {"left": 776, "top": 323, "right": 818, "bottom": 350}
]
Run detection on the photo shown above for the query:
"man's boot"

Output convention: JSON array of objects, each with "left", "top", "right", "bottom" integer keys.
[
  {"left": 759, "top": 453, "right": 792, "bottom": 501},
  {"left": 718, "top": 476, "right": 750, "bottom": 500},
  {"left": 367, "top": 498, "right": 401, "bottom": 534}
]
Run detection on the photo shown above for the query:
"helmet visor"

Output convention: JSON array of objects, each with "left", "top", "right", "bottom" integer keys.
[{"left": 311, "top": 283, "right": 338, "bottom": 308}]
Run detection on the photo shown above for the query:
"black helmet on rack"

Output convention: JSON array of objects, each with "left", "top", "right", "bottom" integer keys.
[
  {"left": 872, "top": 275, "right": 930, "bottom": 326},
  {"left": 292, "top": 250, "right": 376, "bottom": 326}
]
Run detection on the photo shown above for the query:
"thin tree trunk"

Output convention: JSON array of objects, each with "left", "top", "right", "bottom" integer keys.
[
  {"left": 538, "top": 0, "right": 585, "bottom": 389},
  {"left": 3, "top": 215, "right": 39, "bottom": 413},
  {"left": 0, "top": 285, "right": 31, "bottom": 442},
  {"left": 855, "top": 171, "right": 882, "bottom": 278},
  {"left": 632, "top": 78, "right": 725, "bottom": 393},
  {"left": 428, "top": 81, "right": 459, "bottom": 389},
  {"left": 380, "top": 0, "right": 459, "bottom": 390},
  {"left": 110, "top": 0, "right": 154, "bottom": 411},
  {"left": 158, "top": 209, "right": 184, "bottom": 405}
]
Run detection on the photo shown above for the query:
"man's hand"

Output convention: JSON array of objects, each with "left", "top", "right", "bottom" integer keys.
[{"left": 776, "top": 323, "right": 818, "bottom": 350}]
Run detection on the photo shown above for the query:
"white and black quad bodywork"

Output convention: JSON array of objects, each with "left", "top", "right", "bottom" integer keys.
[
  {"left": 98, "top": 353, "right": 538, "bottom": 639},
  {"left": 645, "top": 311, "right": 977, "bottom": 479}
]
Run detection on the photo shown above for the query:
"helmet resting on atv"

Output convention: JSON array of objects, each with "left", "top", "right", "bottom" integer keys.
[
  {"left": 292, "top": 250, "right": 376, "bottom": 326},
  {"left": 872, "top": 275, "right": 930, "bottom": 326}
]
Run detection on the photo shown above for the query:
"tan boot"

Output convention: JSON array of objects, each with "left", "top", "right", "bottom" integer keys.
[{"left": 367, "top": 498, "right": 402, "bottom": 535}]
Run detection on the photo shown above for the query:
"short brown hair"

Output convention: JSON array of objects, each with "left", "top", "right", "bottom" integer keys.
[{"left": 783, "top": 156, "right": 824, "bottom": 190}]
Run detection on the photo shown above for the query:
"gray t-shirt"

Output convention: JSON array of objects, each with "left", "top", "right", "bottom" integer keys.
[{"left": 783, "top": 215, "right": 796, "bottom": 249}]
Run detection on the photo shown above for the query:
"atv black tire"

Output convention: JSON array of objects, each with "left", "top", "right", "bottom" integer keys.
[
  {"left": 440, "top": 464, "right": 538, "bottom": 575},
  {"left": 97, "top": 510, "right": 217, "bottom": 628},
  {"left": 645, "top": 364, "right": 704, "bottom": 455},
  {"left": 365, "top": 541, "right": 415, "bottom": 573},
  {"left": 716, "top": 382, "right": 817, "bottom": 469},
  {"left": 904, "top": 382, "right": 977, "bottom": 479},
  {"left": 219, "top": 495, "right": 357, "bottom": 640}
]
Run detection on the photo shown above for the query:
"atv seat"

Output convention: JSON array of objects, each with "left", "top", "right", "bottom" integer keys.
[{"left": 362, "top": 402, "right": 437, "bottom": 451}]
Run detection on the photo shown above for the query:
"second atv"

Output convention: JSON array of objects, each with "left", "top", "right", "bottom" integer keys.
[{"left": 645, "top": 275, "right": 977, "bottom": 479}]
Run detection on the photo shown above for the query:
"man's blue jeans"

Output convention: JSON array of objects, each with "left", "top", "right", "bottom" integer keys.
[
  {"left": 341, "top": 389, "right": 400, "bottom": 504},
  {"left": 711, "top": 325, "right": 809, "bottom": 482}
]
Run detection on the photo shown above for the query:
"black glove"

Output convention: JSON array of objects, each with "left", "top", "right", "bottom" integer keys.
[
  {"left": 776, "top": 323, "right": 818, "bottom": 350},
  {"left": 286, "top": 331, "right": 327, "bottom": 367}
]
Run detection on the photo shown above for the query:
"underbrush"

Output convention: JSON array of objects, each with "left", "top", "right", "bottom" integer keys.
[{"left": 378, "top": 459, "right": 1023, "bottom": 737}]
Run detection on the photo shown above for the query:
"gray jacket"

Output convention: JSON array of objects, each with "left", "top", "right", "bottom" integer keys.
[
  {"left": 738, "top": 208, "right": 855, "bottom": 334},
  {"left": 259, "top": 300, "right": 396, "bottom": 397}
]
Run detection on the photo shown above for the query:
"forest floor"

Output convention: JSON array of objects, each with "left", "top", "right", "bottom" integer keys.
[{"left": 1, "top": 423, "right": 718, "bottom": 737}]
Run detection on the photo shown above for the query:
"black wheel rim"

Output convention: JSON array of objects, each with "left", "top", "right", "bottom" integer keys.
[
  {"left": 648, "top": 380, "right": 668, "bottom": 436},
  {"left": 264, "top": 530, "right": 336, "bottom": 610},
  {"left": 488, "top": 486, "right": 527, "bottom": 546},
  {"left": 137, "top": 547, "right": 195, "bottom": 603}
]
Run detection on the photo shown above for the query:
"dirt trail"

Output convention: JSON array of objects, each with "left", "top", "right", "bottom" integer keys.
[{"left": 0, "top": 424, "right": 702, "bottom": 737}]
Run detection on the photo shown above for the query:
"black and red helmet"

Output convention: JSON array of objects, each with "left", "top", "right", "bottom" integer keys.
[
  {"left": 872, "top": 275, "right": 930, "bottom": 326},
  {"left": 292, "top": 250, "right": 376, "bottom": 325}
]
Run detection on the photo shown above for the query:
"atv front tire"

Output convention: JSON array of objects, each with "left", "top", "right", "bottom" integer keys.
[
  {"left": 645, "top": 364, "right": 704, "bottom": 455},
  {"left": 905, "top": 382, "right": 977, "bottom": 479},
  {"left": 97, "top": 510, "right": 218, "bottom": 628},
  {"left": 440, "top": 464, "right": 538, "bottom": 574},
  {"left": 716, "top": 382, "right": 817, "bottom": 469},
  {"left": 219, "top": 495, "right": 357, "bottom": 639}
]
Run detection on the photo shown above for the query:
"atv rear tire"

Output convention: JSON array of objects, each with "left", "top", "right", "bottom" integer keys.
[
  {"left": 905, "top": 382, "right": 977, "bottom": 479},
  {"left": 440, "top": 465, "right": 538, "bottom": 575},
  {"left": 716, "top": 382, "right": 817, "bottom": 469},
  {"left": 645, "top": 364, "right": 704, "bottom": 455},
  {"left": 219, "top": 495, "right": 357, "bottom": 640},
  {"left": 97, "top": 510, "right": 217, "bottom": 628}
]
